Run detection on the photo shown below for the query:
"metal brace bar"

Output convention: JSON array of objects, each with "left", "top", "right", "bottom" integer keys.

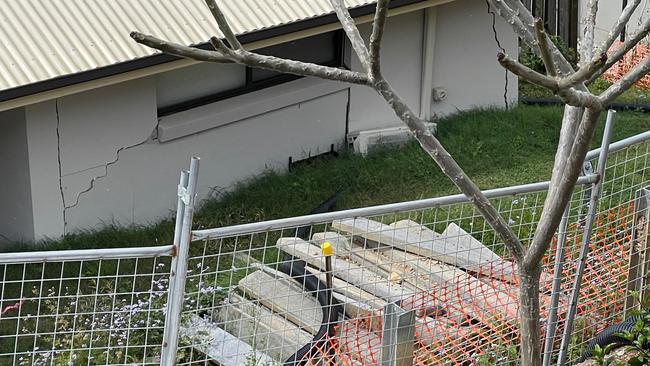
[
  {"left": 161, "top": 157, "right": 200, "bottom": 366},
  {"left": 624, "top": 188, "right": 650, "bottom": 315},
  {"left": 381, "top": 302, "right": 415, "bottom": 366},
  {"left": 557, "top": 110, "right": 616, "bottom": 366},
  {"left": 542, "top": 206, "right": 570, "bottom": 366}
]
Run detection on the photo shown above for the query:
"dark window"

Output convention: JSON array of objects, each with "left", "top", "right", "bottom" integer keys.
[{"left": 158, "top": 30, "right": 345, "bottom": 117}]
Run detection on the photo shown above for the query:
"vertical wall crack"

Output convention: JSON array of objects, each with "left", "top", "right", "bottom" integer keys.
[
  {"left": 55, "top": 99, "right": 67, "bottom": 234},
  {"left": 486, "top": 0, "right": 510, "bottom": 110}
]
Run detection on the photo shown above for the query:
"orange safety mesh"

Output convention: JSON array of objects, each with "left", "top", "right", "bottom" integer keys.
[
  {"left": 603, "top": 41, "right": 650, "bottom": 90},
  {"left": 301, "top": 203, "right": 635, "bottom": 366}
]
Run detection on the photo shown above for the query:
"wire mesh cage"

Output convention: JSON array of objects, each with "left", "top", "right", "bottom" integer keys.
[
  {"left": 175, "top": 137, "right": 649, "bottom": 366},
  {"left": 0, "top": 248, "right": 173, "bottom": 366},
  {"left": 0, "top": 133, "right": 646, "bottom": 366}
]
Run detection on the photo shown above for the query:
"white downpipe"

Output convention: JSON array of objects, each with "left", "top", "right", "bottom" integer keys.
[{"left": 419, "top": 7, "right": 437, "bottom": 121}]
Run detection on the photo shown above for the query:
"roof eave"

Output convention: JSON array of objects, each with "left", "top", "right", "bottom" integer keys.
[{"left": 0, "top": 0, "right": 456, "bottom": 112}]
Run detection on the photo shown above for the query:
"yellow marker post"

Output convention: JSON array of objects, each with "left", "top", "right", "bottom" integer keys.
[{"left": 321, "top": 242, "right": 334, "bottom": 306}]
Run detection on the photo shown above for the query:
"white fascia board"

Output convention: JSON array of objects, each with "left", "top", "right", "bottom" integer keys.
[{"left": 157, "top": 77, "right": 349, "bottom": 142}]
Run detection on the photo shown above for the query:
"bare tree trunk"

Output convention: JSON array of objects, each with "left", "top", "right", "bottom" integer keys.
[{"left": 519, "top": 264, "right": 543, "bottom": 366}]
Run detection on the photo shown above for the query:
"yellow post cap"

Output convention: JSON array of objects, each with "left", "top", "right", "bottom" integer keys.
[{"left": 321, "top": 241, "right": 333, "bottom": 256}]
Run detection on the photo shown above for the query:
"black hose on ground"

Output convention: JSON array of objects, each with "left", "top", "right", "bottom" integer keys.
[
  {"left": 575, "top": 314, "right": 645, "bottom": 363},
  {"left": 295, "top": 191, "right": 343, "bottom": 240},
  {"left": 279, "top": 260, "right": 343, "bottom": 366},
  {"left": 283, "top": 191, "right": 343, "bottom": 265}
]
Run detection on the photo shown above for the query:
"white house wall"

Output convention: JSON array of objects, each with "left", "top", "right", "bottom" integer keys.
[
  {"left": 23, "top": 77, "right": 347, "bottom": 239},
  {"left": 348, "top": 0, "right": 517, "bottom": 133},
  {"left": 431, "top": 0, "right": 518, "bottom": 115},
  {"left": 25, "top": 101, "right": 65, "bottom": 240},
  {"left": 14, "top": 7, "right": 518, "bottom": 241},
  {"left": 348, "top": 11, "right": 424, "bottom": 133},
  {"left": 0, "top": 108, "right": 33, "bottom": 242}
]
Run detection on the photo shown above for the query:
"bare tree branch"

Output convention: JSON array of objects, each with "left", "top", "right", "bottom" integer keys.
[
  {"left": 588, "top": 16, "right": 650, "bottom": 84},
  {"left": 130, "top": 32, "right": 232, "bottom": 63},
  {"left": 523, "top": 108, "right": 602, "bottom": 269},
  {"left": 561, "top": 53, "right": 607, "bottom": 88},
  {"left": 208, "top": 36, "right": 231, "bottom": 54},
  {"left": 497, "top": 52, "right": 603, "bottom": 109},
  {"left": 600, "top": 56, "right": 650, "bottom": 103},
  {"left": 205, "top": 0, "right": 242, "bottom": 49},
  {"left": 369, "top": 0, "right": 390, "bottom": 78},
  {"left": 130, "top": 32, "right": 371, "bottom": 85},
  {"left": 534, "top": 18, "right": 557, "bottom": 77},
  {"left": 497, "top": 52, "right": 559, "bottom": 89},
  {"left": 329, "top": 0, "right": 371, "bottom": 71},
  {"left": 501, "top": 0, "right": 576, "bottom": 75},
  {"left": 333, "top": 0, "right": 525, "bottom": 260},
  {"left": 595, "top": 0, "right": 641, "bottom": 56},
  {"left": 580, "top": 0, "right": 599, "bottom": 62},
  {"left": 488, "top": 0, "right": 537, "bottom": 51},
  {"left": 371, "top": 75, "right": 526, "bottom": 261}
]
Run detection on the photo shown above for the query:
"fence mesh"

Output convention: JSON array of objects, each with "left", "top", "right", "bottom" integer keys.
[
  {"left": 177, "top": 138, "right": 649, "bottom": 366},
  {"left": 0, "top": 136, "right": 647, "bottom": 366},
  {"left": 0, "top": 252, "right": 172, "bottom": 366}
]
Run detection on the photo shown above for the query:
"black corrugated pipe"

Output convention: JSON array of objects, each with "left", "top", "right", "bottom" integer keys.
[
  {"left": 521, "top": 97, "right": 650, "bottom": 113},
  {"left": 279, "top": 260, "right": 342, "bottom": 366},
  {"left": 575, "top": 311, "right": 649, "bottom": 364}
]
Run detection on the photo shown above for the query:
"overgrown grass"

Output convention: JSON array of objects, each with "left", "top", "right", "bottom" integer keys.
[{"left": 4, "top": 104, "right": 649, "bottom": 253}]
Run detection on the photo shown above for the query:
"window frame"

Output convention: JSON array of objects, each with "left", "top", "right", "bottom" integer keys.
[{"left": 157, "top": 30, "right": 346, "bottom": 117}]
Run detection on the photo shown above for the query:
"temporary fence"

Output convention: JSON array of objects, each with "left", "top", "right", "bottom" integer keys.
[
  {"left": 0, "top": 246, "right": 174, "bottom": 366},
  {"left": 0, "top": 112, "right": 648, "bottom": 366}
]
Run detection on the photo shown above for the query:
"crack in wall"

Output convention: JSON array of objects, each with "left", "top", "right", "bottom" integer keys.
[
  {"left": 55, "top": 101, "right": 160, "bottom": 235},
  {"left": 485, "top": 0, "right": 509, "bottom": 110},
  {"left": 55, "top": 100, "right": 67, "bottom": 234}
]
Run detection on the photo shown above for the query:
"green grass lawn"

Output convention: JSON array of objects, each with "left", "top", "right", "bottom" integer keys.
[{"left": 4, "top": 104, "right": 648, "bottom": 253}]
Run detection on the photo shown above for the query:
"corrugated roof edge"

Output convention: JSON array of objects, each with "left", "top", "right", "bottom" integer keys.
[{"left": 0, "top": 0, "right": 427, "bottom": 105}]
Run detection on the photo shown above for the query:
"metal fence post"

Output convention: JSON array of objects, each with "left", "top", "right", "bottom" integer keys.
[
  {"left": 542, "top": 206, "right": 570, "bottom": 366},
  {"left": 624, "top": 188, "right": 650, "bottom": 315},
  {"left": 556, "top": 110, "right": 616, "bottom": 366},
  {"left": 380, "top": 302, "right": 415, "bottom": 366},
  {"left": 161, "top": 157, "right": 200, "bottom": 366}
]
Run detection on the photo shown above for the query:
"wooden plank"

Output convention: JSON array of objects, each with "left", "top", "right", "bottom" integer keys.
[
  {"left": 320, "top": 231, "right": 519, "bottom": 325},
  {"left": 238, "top": 270, "right": 322, "bottom": 335},
  {"left": 311, "top": 232, "right": 352, "bottom": 253},
  {"left": 312, "top": 232, "right": 418, "bottom": 292},
  {"left": 302, "top": 266, "right": 386, "bottom": 318},
  {"left": 277, "top": 237, "right": 413, "bottom": 303},
  {"left": 219, "top": 293, "right": 312, "bottom": 362},
  {"left": 384, "top": 246, "right": 520, "bottom": 325},
  {"left": 545, "top": 0, "right": 557, "bottom": 36},
  {"left": 278, "top": 238, "right": 482, "bottom": 340},
  {"left": 332, "top": 218, "right": 519, "bottom": 283},
  {"left": 181, "top": 314, "right": 276, "bottom": 366},
  {"left": 250, "top": 261, "right": 381, "bottom": 319}
]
